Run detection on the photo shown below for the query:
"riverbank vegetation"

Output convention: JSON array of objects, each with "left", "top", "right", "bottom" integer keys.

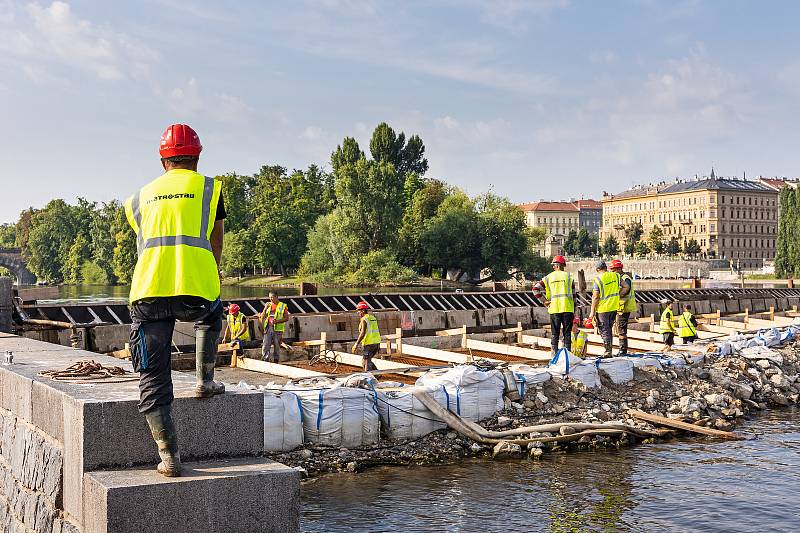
[{"left": 0, "top": 122, "right": 548, "bottom": 285}]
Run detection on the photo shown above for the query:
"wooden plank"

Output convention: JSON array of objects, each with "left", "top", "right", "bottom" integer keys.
[
  {"left": 235, "top": 357, "right": 325, "bottom": 379},
  {"left": 400, "top": 343, "right": 498, "bottom": 364},
  {"left": 466, "top": 338, "right": 552, "bottom": 362},
  {"left": 521, "top": 333, "right": 609, "bottom": 357},
  {"left": 745, "top": 315, "right": 794, "bottom": 328},
  {"left": 628, "top": 410, "right": 742, "bottom": 440},
  {"left": 698, "top": 323, "right": 753, "bottom": 335},
  {"left": 330, "top": 350, "right": 413, "bottom": 371}
]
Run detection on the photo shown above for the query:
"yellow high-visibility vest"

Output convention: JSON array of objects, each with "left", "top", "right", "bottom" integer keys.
[
  {"left": 572, "top": 329, "right": 587, "bottom": 356},
  {"left": 227, "top": 313, "right": 250, "bottom": 341},
  {"left": 125, "top": 169, "right": 221, "bottom": 303},
  {"left": 593, "top": 271, "right": 621, "bottom": 314},
  {"left": 619, "top": 273, "right": 637, "bottom": 314},
  {"left": 264, "top": 302, "right": 288, "bottom": 332},
  {"left": 677, "top": 311, "right": 697, "bottom": 338},
  {"left": 362, "top": 314, "right": 381, "bottom": 345},
  {"left": 659, "top": 307, "right": 676, "bottom": 334},
  {"left": 543, "top": 271, "right": 574, "bottom": 314}
]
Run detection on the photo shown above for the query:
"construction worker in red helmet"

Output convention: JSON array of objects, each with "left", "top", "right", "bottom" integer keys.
[
  {"left": 588, "top": 260, "right": 621, "bottom": 357},
  {"left": 222, "top": 303, "right": 250, "bottom": 352},
  {"left": 541, "top": 255, "right": 576, "bottom": 355},
  {"left": 352, "top": 301, "right": 381, "bottom": 371},
  {"left": 610, "top": 259, "right": 635, "bottom": 356},
  {"left": 124, "top": 124, "right": 227, "bottom": 477}
]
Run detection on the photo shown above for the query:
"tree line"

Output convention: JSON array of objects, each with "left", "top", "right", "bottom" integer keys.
[
  {"left": 599, "top": 223, "right": 701, "bottom": 259},
  {"left": 776, "top": 186, "right": 800, "bottom": 277},
  {"left": 0, "top": 122, "right": 550, "bottom": 285}
]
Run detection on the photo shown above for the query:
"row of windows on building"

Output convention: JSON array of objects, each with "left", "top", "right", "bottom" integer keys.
[
  {"left": 720, "top": 249, "right": 774, "bottom": 259},
  {"left": 536, "top": 217, "right": 579, "bottom": 225},
  {"left": 720, "top": 238, "right": 774, "bottom": 248},
  {"left": 604, "top": 195, "right": 777, "bottom": 214}
]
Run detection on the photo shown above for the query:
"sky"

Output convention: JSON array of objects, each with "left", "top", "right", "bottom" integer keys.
[{"left": 2, "top": 0, "right": 800, "bottom": 223}]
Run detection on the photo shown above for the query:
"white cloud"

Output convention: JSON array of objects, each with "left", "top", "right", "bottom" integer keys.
[
  {"left": 301, "top": 126, "right": 325, "bottom": 140},
  {"left": 589, "top": 50, "right": 618, "bottom": 65},
  {"left": 460, "top": 0, "right": 570, "bottom": 33},
  {"left": 167, "top": 78, "right": 251, "bottom": 123},
  {"left": 0, "top": 1, "right": 159, "bottom": 82}
]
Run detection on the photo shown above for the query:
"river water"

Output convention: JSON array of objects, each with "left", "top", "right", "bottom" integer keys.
[{"left": 301, "top": 408, "right": 800, "bottom": 532}]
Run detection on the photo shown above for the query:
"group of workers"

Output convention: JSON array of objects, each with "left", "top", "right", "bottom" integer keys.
[{"left": 542, "top": 255, "right": 696, "bottom": 356}]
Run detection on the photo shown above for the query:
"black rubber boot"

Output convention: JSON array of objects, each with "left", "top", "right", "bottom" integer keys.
[
  {"left": 195, "top": 328, "right": 225, "bottom": 398},
  {"left": 617, "top": 338, "right": 628, "bottom": 356},
  {"left": 603, "top": 341, "right": 613, "bottom": 358},
  {"left": 144, "top": 405, "right": 181, "bottom": 477}
]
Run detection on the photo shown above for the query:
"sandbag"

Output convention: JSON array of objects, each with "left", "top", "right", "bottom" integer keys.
[
  {"left": 740, "top": 345, "right": 783, "bottom": 365},
  {"left": 507, "top": 364, "right": 551, "bottom": 397},
  {"left": 626, "top": 354, "right": 664, "bottom": 370},
  {"left": 546, "top": 348, "right": 601, "bottom": 388},
  {"left": 377, "top": 386, "right": 447, "bottom": 440},
  {"left": 293, "top": 385, "right": 381, "bottom": 448},
  {"left": 263, "top": 391, "right": 304, "bottom": 452},
  {"left": 594, "top": 357, "right": 634, "bottom": 384},
  {"left": 415, "top": 366, "right": 505, "bottom": 422}
]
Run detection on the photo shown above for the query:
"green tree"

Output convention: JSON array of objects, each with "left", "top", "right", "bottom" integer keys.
[
  {"left": 648, "top": 226, "right": 665, "bottom": 255},
  {"left": 634, "top": 240, "right": 650, "bottom": 258},
  {"left": 26, "top": 200, "right": 80, "bottom": 282},
  {"left": 684, "top": 238, "right": 701, "bottom": 257},
  {"left": 89, "top": 201, "right": 121, "bottom": 284},
  {"left": 221, "top": 228, "right": 254, "bottom": 277},
  {"left": 369, "top": 122, "right": 428, "bottom": 176},
  {"left": 112, "top": 208, "right": 137, "bottom": 284},
  {"left": 563, "top": 229, "right": 579, "bottom": 256},
  {"left": 623, "top": 222, "right": 643, "bottom": 256},
  {"left": 475, "top": 193, "right": 529, "bottom": 281},
  {"left": 398, "top": 179, "right": 448, "bottom": 270},
  {"left": 576, "top": 228, "right": 596, "bottom": 256},
  {"left": 63, "top": 234, "right": 91, "bottom": 284},
  {"left": 665, "top": 236, "right": 681, "bottom": 256},
  {"left": 0, "top": 224, "right": 16, "bottom": 247},
  {"left": 776, "top": 187, "right": 791, "bottom": 277},
  {"left": 331, "top": 137, "right": 364, "bottom": 174},
  {"left": 601, "top": 235, "right": 619, "bottom": 256},
  {"left": 219, "top": 172, "right": 256, "bottom": 233},
  {"left": 419, "top": 191, "right": 481, "bottom": 281}
]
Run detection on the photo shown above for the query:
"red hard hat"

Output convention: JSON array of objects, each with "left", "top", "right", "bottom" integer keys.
[
  {"left": 610, "top": 259, "right": 624, "bottom": 270},
  {"left": 356, "top": 301, "right": 369, "bottom": 311},
  {"left": 229, "top": 304, "right": 240, "bottom": 314},
  {"left": 159, "top": 124, "right": 202, "bottom": 158},
  {"left": 551, "top": 255, "right": 566, "bottom": 265}
]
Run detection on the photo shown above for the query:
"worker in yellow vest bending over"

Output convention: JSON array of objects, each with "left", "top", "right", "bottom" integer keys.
[
  {"left": 125, "top": 124, "right": 226, "bottom": 477},
  {"left": 223, "top": 303, "right": 250, "bottom": 350},
  {"left": 259, "top": 292, "right": 290, "bottom": 363},
  {"left": 610, "top": 259, "right": 636, "bottom": 356},
  {"left": 658, "top": 299, "right": 677, "bottom": 352},
  {"left": 352, "top": 301, "right": 381, "bottom": 371},
  {"left": 677, "top": 304, "right": 698, "bottom": 344},
  {"left": 588, "top": 260, "right": 621, "bottom": 357},
  {"left": 542, "top": 255, "right": 575, "bottom": 354}
]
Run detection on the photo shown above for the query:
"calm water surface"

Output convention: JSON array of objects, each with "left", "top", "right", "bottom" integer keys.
[{"left": 301, "top": 409, "right": 800, "bottom": 532}]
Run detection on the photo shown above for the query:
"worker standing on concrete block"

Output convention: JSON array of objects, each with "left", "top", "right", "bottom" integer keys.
[
  {"left": 677, "top": 304, "right": 698, "bottom": 344},
  {"left": 125, "top": 124, "right": 226, "bottom": 477},
  {"left": 259, "top": 292, "right": 289, "bottom": 362},
  {"left": 659, "top": 299, "right": 677, "bottom": 352},
  {"left": 588, "top": 260, "right": 621, "bottom": 357},
  {"left": 542, "top": 255, "right": 575, "bottom": 354},
  {"left": 352, "top": 301, "right": 380, "bottom": 371},
  {"left": 611, "top": 259, "right": 635, "bottom": 356},
  {"left": 223, "top": 303, "right": 249, "bottom": 350}
]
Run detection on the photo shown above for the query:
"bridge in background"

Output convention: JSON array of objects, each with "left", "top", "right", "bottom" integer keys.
[{"left": 0, "top": 248, "right": 36, "bottom": 284}]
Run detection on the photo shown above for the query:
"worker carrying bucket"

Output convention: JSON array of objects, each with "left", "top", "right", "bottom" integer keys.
[{"left": 352, "top": 301, "right": 381, "bottom": 371}]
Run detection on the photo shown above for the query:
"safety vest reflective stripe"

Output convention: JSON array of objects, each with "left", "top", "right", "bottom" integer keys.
[
  {"left": 363, "top": 314, "right": 381, "bottom": 345},
  {"left": 677, "top": 311, "right": 697, "bottom": 337},
  {"left": 543, "top": 271, "right": 574, "bottom": 314},
  {"left": 264, "top": 302, "right": 288, "bottom": 332},
  {"left": 659, "top": 308, "right": 675, "bottom": 333},
  {"left": 130, "top": 176, "right": 216, "bottom": 255}
]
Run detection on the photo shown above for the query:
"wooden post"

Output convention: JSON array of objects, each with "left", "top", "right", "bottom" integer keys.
[
  {"left": 461, "top": 324, "right": 468, "bottom": 349},
  {"left": 396, "top": 327, "right": 403, "bottom": 355},
  {"left": 788, "top": 278, "right": 795, "bottom": 289},
  {"left": 650, "top": 314, "right": 656, "bottom": 332},
  {"left": 229, "top": 344, "right": 238, "bottom": 368},
  {"left": 769, "top": 306, "right": 775, "bottom": 321},
  {"left": 744, "top": 308, "right": 749, "bottom": 325},
  {"left": 320, "top": 331, "right": 327, "bottom": 355},
  {"left": 517, "top": 321, "right": 523, "bottom": 344},
  {"left": 716, "top": 309, "right": 722, "bottom": 326}
]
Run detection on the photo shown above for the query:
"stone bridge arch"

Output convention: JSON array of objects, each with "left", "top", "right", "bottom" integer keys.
[{"left": 0, "top": 248, "right": 36, "bottom": 284}]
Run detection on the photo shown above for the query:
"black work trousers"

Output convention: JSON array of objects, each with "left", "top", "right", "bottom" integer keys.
[
  {"left": 616, "top": 312, "right": 630, "bottom": 340},
  {"left": 549, "top": 312, "right": 574, "bottom": 352},
  {"left": 596, "top": 312, "right": 616, "bottom": 345},
  {"left": 129, "top": 296, "right": 223, "bottom": 413}
]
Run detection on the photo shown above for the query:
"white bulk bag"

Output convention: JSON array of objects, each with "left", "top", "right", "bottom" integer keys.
[
  {"left": 507, "top": 364, "right": 551, "bottom": 397},
  {"left": 546, "top": 348, "right": 601, "bottom": 388},
  {"left": 377, "top": 386, "right": 447, "bottom": 440},
  {"left": 263, "top": 391, "right": 304, "bottom": 452},
  {"left": 627, "top": 354, "right": 664, "bottom": 370},
  {"left": 415, "top": 366, "right": 505, "bottom": 422},
  {"left": 293, "top": 385, "right": 381, "bottom": 448},
  {"left": 593, "top": 357, "right": 634, "bottom": 385}
]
